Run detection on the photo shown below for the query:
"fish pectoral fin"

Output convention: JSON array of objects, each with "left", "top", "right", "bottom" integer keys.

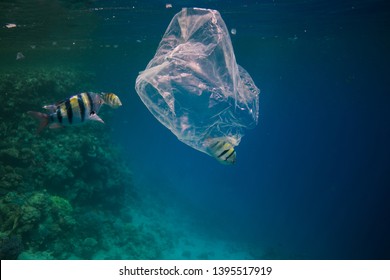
[{"left": 89, "top": 113, "right": 105, "bottom": 124}]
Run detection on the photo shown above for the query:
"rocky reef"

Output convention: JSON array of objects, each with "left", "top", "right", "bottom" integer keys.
[{"left": 0, "top": 68, "right": 169, "bottom": 259}]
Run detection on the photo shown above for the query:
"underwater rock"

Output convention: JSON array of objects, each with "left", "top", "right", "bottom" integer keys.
[
  {"left": 18, "top": 205, "right": 41, "bottom": 233},
  {"left": 49, "top": 196, "right": 76, "bottom": 230},
  {"left": 79, "top": 237, "right": 98, "bottom": 258},
  {"left": 50, "top": 195, "right": 73, "bottom": 215},
  {"left": 27, "top": 192, "right": 49, "bottom": 210}
]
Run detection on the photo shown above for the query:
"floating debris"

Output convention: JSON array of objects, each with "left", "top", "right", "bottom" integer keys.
[
  {"left": 5, "top": 23, "right": 17, "bottom": 28},
  {"left": 230, "top": 28, "right": 237, "bottom": 35},
  {"left": 16, "top": 52, "right": 25, "bottom": 60}
]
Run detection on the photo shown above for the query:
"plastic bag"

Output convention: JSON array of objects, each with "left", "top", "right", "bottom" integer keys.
[{"left": 135, "top": 8, "right": 259, "bottom": 163}]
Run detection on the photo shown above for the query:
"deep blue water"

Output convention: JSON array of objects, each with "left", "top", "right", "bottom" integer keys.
[{"left": 1, "top": 0, "right": 390, "bottom": 259}]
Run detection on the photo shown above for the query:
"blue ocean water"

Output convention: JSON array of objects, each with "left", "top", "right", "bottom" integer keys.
[{"left": 1, "top": 0, "right": 389, "bottom": 259}]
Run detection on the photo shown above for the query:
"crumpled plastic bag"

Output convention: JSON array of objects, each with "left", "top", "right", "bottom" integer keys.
[{"left": 135, "top": 7, "right": 259, "bottom": 163}]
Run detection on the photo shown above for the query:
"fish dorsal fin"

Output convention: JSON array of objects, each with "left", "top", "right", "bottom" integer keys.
[
  {"left": 88, "top": 113, "right": 104, "bottom": 124},
  {"left": 54, "top": 99, "right": 67, "bottom": 106}
]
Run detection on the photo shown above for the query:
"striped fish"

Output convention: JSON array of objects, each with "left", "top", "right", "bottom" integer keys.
[
  {"left": 205, "top": 137, "right": 237, "bottom": 165},
  {"left": 28, "top": 92, "right": 106, "bottom": 133},
  {"left": 100, "top": 92, "right": 122, "bottom": 108}
]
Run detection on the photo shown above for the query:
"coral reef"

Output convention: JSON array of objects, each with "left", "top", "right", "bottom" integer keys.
[{"left": 0, "top": 68, "right": 167, "bottom": 259}]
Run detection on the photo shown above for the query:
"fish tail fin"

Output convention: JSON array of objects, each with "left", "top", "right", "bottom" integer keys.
[{"left": 27, "top": 111, "right": 49, "bottom": 133}]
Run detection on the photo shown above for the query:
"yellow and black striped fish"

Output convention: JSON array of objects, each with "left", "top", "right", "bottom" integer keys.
[
  {"left": 28, "top": 92, "right": 107, "bottom": 133},
  {"left": 100, "top": 92, "right": 122, "bottom": 108},
  {"left": 205, "top": 137, "right": 237, "bottom": 165}
]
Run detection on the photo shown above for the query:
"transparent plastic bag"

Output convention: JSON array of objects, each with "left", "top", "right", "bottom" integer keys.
[{"left": 135, "top": 8, "right": 259, "bottom": 162}]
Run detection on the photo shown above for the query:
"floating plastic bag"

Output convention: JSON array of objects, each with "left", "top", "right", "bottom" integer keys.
[{"left": 135, "top": 7, "right": 259, "bottom": 164}]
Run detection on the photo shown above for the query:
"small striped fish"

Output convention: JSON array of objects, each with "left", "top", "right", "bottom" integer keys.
[
  {"left": 28, "top": 92, "right": 118, "bottom": 133},
  {"left": 100, "top": 92, "right": 122, "bottom": 108},
  {"left": 205, "top": 137, "right": 237, "bottom": 165}
]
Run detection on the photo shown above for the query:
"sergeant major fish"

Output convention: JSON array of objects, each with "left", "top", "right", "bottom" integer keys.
[
  {"left": 204, "top": 137, "right": 237, "bottom": 165},
  {"left": 28, "top": 92, "right": 121, "bottom": 133},
  {"left": 100, "top": 92, "right": 122, "bottom": 108}
]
